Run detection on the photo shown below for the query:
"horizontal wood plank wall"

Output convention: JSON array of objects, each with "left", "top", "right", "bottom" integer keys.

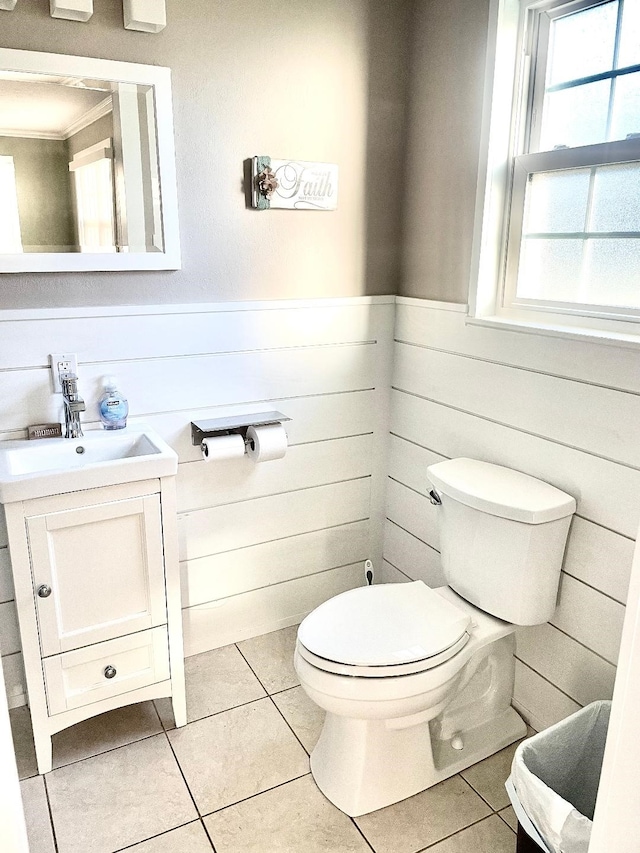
[
  {"left": 0, "top": 297, "right": 394, "bottom": 708},
  {"left": 384, "top": 297, "right": 637, "bottom": 732}
]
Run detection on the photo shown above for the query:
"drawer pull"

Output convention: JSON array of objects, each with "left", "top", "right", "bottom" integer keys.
[
  {"left": 37, "top": 584, "right": 52, "bottom": 598},
  {"left": 104, "top": 665, "right": 117, "bottom": 680}
]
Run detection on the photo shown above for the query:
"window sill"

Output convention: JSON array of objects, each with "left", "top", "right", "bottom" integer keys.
[{"left": 466, "top": 314, "right": 640, "bottom": 351}]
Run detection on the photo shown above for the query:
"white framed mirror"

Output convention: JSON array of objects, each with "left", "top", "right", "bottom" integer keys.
[{"left": 0, "top": 48, "right": 180, "bottom": 272}]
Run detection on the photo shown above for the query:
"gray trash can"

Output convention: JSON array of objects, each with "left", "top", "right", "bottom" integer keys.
[{"left": 506, "top": 700, "right": 611, "bottom": 853}]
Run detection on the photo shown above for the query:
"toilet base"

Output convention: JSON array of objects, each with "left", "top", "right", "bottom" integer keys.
[{"left": 310, "top": 704, "right": 526, "bottom": 817}]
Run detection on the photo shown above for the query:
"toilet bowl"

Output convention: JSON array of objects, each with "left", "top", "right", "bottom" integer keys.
[
  {"left": 295, "top": 582, "right": 526, "bottom": 816},
  {"left": 295, "top": 458, "right": 576, "bottom": 817}
]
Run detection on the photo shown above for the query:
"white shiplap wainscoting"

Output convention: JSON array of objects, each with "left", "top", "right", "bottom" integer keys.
[
  {"left": 0, "top": 297, "right": 394, "bottom": 708},
  {"left": 382, "top": 296, "right": 637, "bottom": 732}
]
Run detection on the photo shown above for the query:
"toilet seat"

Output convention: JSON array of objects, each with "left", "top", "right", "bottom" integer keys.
[{"left": 297, "top": 581, "right": 472, "bottom": 677}]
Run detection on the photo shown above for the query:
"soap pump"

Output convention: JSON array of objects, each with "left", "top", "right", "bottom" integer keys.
[{"left": 99, "top": 375, "right": 129, "bottom": 430}]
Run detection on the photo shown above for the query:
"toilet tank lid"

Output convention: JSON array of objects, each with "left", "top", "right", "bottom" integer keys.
[{"left": 427, "top": 458, "right": 576, "bottom": 524}]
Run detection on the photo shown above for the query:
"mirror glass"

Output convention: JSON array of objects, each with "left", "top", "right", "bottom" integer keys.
[{"left": 0, "top": 50, "right": 180, "bottom": 272}]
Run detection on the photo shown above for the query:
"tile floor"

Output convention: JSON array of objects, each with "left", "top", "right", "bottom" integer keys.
[{"left": 11, "top": 625, "right": 523, "bottom": 853}]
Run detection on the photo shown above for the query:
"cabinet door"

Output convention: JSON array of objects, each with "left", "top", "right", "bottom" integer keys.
[{"left": 27, "top": 495, "right": 167, "bottom": 657}]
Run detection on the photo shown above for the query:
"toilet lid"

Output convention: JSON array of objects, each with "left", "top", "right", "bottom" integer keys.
[{"left": 298, "top": 581, "right": 472, "bottom": 668}]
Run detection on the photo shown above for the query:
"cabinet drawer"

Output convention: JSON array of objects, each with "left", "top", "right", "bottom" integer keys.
[{"left": 43, "top": 626, "right": 169, "bottom": 716}]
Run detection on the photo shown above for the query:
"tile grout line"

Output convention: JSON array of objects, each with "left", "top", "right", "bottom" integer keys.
[
  {"left": 42, "top": 774, "right": 60, "bottom": 853},
  {"left": 162, "top": 727, "right": 202, "bottom": 818},
  {"left": 200, "top": 771, "right": 313, "bottom": 819},
  {"left": 110, "top": 819, "right": 204, "bottom": 852},
  {"left": 414, "top": 812, "right": 510, "bottom": 851},
  {"left": 233, "top": 640, "right": 315, "bottom": 761}
]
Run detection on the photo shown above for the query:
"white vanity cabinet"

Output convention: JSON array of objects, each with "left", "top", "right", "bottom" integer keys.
[{"left": 3, "top": 477, "right": 186, "bottom": 774}]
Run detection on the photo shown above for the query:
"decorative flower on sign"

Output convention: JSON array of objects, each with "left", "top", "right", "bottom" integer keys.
[{"left": 257, "top": 166, "right": 279, "bottom": 199}]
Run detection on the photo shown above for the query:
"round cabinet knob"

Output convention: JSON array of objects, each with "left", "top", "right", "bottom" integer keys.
[
  {"left": 37, "top": 584, "right": 52, "bottom": 598},
  {"left": 103, "top": 665, "right": 117, "bottom": 680}
]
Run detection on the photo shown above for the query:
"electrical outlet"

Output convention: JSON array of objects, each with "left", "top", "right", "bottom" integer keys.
[{"left": 49, "top": 353, "right": 78, "bottom": 393}]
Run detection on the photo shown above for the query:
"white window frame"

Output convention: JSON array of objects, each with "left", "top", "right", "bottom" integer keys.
[{"left": 469, "top": 0, "right": 640, "bottom": 346}]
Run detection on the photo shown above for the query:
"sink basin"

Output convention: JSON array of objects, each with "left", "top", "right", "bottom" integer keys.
[{"left": 0, "top": 424, "right": 178, "bottom": 503}]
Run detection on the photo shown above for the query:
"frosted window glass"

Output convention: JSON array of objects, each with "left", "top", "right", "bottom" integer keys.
[
  {"left": 618, "top": 0, "right": 640, "bottom": 68},
  {"left": 524, "top": 169, "right": 591, "bottom": 233},
  {"left": 582, "top": 238, "right": 640, "bottom": 307},
  {"left": 589, "top": 163, "right": 640, "bottom": 231},
  {"left": 517, "top": 239, "right": 585, "bottom": 301},
  {"left": 610, "top": 72, "right": 640, "bottom": 141},
  {"left": 540, "top": 80, "right": 610, "bottom": 150},
  {"left": 548, "top": 2, "right": 618, "bottom": 86}
]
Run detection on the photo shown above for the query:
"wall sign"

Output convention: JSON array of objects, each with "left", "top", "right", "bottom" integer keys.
[{"left": 251, "top": 156, "right": 338, "bottom": 211}]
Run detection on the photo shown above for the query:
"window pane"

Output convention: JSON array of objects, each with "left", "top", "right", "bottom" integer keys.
[
  {"left": 524, "top": 169, "right": 591, "bottom": 233},
  {"left": 618, "top": 0, "right": 640, "bottom": 68},
  {"left": 589, "top": 162, "right": 640, "bottom": 231},
  {"left": 516, "top": 238, "right": 585, "bottom": 301},
  {"left": 540, "top": 80, "right": 610, "bottom": 150},
  {"left": 610, "top": 71, "right": 640, "bottom": 141},
  {"left": 582, "top": 238, "right": 640, "bottom": 307},
  {"left": 548, "top": 2, "right": 618, "bottom": 86}
]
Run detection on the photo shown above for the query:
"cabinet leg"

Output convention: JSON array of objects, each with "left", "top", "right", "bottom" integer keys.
[
  {"left": 172, "top": 683, "right": 187, "bottom": 728},
  {"left": 34, "top": 731, "right": 53, "bottom": 775}
]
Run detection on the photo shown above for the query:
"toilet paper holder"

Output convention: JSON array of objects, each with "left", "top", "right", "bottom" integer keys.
[{"left": 191, "top": 411, "right": 291, "bottom": 448}]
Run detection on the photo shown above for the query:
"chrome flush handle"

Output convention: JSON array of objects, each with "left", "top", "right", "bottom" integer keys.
[{"left": 428, "top": 489, "right": 442, "bottom": 506}]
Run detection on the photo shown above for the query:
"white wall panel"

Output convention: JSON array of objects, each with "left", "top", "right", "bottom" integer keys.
[
  {"left": 394, "top": 343, "right": 640, "bottom": 469},
  {"left": 386, "top": 478, "right": 439, "bottom": 551},
  {"left": 551, "top": 574, "right": 625, "bottom": 665},
  {"left": 516, "top": 623, "right": 616, "bottom": 707},
  {"left": 0, "top": 301, "right": 390, "bottom": 369},
  {"left": 183, "top": 563, "right": 364, "bottom": 655},
  {"left": 390, "top": 390, "right": 640, "bottom": 538},
  {"left": 0, "top": 344, "right": 378, "bottom": 433},
  {"left": 0, "top": 602, "right": 20, "bottom": 656},
  {"left": 514, "top": 659, "right": 581, "bottom": 732},
  {"left": 383, "top": 520, "right": 446, "bottom": 587},
  {"left": 388, "top": 434, "right": 445, "bottom": 497},
  {"left": 0, "top": 549, "right": 13, "bottom": 604},
  {"left": 1, "top": 653, "right": 25, "bottom": 709},
  {"left": 395, "top": 299, "right": 640, "bottom": 396},
  {"left": 181, "top": 520, "right": 370, "bottom": 607},
  {"left": 378, "top": 560, "right": 411, "bottom": 584},
  {"left": 179, "top": 478, "right": 370, "bottom": 563},
  {"left": 176, "top": 435, "right": 372, "bottom": 513},
  {"left": 562, "top": 517, "right": 633, "bottom": 604},
  {"left": 150, "top": 390, "right": 375, "bottom": 463}
]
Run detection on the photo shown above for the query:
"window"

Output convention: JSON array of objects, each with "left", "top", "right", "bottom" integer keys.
[
  {"left": 471, "top": 0, "right": 640, "bottom": 340},
  {"left": 69, "top": 141, "right": 117, "bottom": 253},
  {"left": 0, "top": 155, "right": 23, "bottom": 253}
]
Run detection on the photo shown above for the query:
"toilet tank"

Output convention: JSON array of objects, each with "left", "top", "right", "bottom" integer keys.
[{"left": 427, "top": 458, "right": 576, "bottom": 626}]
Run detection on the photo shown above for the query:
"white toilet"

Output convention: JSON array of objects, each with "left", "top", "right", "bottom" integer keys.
[{"left": 294, "top": 457, "right": 576, "bottom": 817}]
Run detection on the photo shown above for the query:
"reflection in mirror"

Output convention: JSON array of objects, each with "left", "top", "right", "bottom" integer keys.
[
  {"left": 0, "top": 73, "right": 161, "bottom": 254},
  {"left": 0, "top": 50, "right": 180, "bottom": 272}
]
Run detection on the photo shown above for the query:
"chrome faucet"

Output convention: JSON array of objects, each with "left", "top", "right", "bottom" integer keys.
[{"left": 60, "top": 373, "right": 86, "bottom": 439}]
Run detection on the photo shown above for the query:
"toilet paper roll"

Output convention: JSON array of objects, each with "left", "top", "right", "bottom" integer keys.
[
  {"left": 245, "top": 423, "right": 288, "bottom": 463},
  {"left": 201, "top": 433, "right": 246, "bottom": 461}
]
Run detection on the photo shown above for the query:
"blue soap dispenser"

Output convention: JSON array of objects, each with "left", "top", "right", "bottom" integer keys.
[{"left": 99, "top": 375, "right": 129, "bottom": 430}]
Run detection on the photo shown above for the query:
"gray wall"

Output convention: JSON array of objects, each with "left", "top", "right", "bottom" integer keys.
[
  {"left": 0, "top": 0, "right": 410, "bottom": 309},
  {"left": 400, "top": 0, "right": 490, "bottom": 303},
  {"left": 67, "top": 112, "right": 114, "bottom": 159},
  {"left": 0, "top": 136, "right": 75, "bottom": 251}
]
